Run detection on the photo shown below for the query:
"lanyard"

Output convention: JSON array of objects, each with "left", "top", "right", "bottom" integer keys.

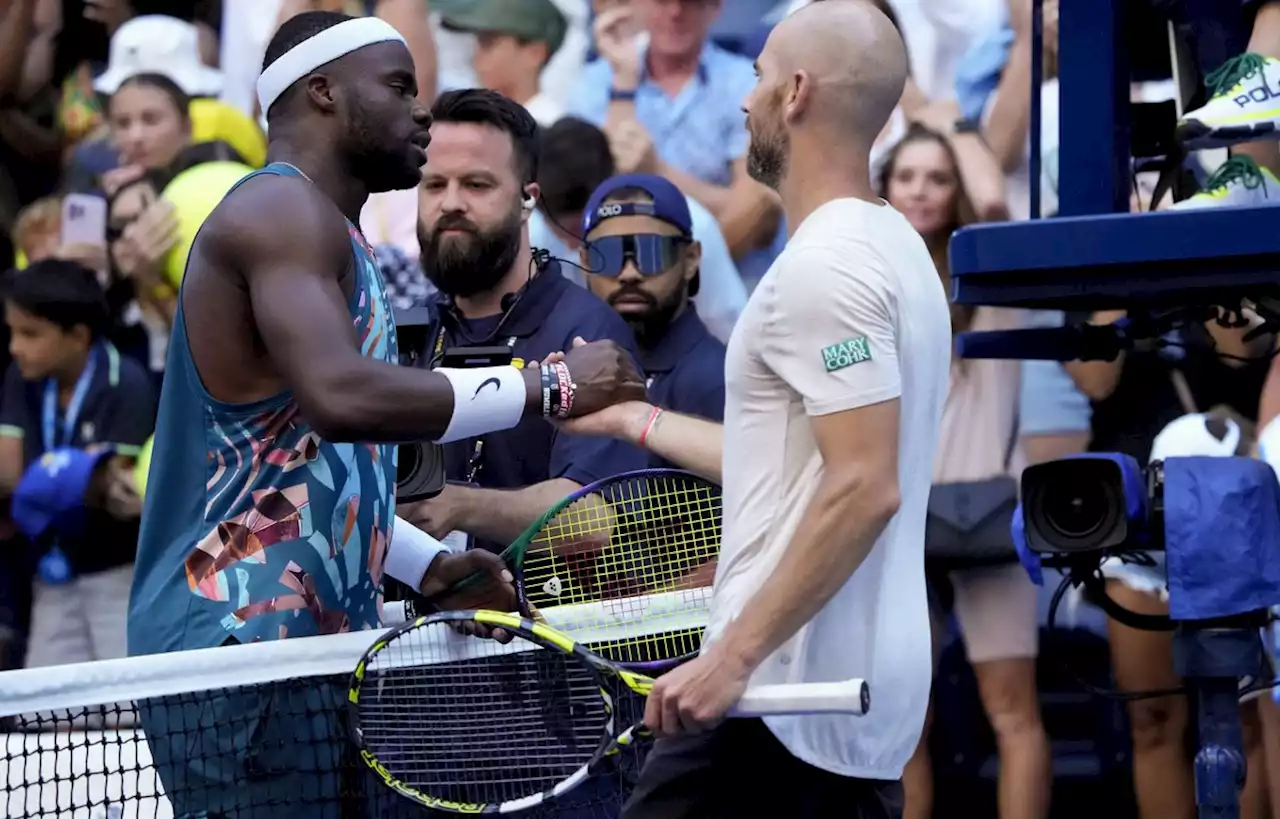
[
  {"left": 464, "top": 440, "right": 485, "bottom": 484},
  {"left": 432, "top": 325, "right": 446, "bottom": 365},
  {"left": 42, "top": 345, "right": 98, "bottom": 453}
]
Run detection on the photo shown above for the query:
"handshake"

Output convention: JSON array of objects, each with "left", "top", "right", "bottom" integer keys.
[{"left": 531, "top": 336, "right": 648, "bottom": 421}]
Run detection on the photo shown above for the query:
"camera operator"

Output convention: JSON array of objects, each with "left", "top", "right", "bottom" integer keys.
[{"left": 1064, "top": 312, "right": 1274, "bottom": 819}]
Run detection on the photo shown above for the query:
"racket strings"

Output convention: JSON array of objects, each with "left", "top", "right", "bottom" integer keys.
[
  {"left": 521, "top": 475, "right": 722, "bottom": 666},
  {"left": 358, "top": 622, "right": 609, "bottom": 806}
]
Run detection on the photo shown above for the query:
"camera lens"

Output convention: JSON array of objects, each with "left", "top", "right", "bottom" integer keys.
[
  {"left": 1040, "top": 483, "right": 1110, "bottom": 540},
  {"left": 1021, "top": 458, "right": 1136, "bottom": 554}
]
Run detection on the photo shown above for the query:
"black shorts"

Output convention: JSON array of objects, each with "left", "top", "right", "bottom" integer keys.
[{"left": 620, "top": 718, "right": 904, "bottom": 819}]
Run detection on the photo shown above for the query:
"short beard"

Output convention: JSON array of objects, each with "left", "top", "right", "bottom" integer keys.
[
  {"left": 609, "top": 286, "right": 685, "bottom": 350},
  {"left": 419, "top": 204, "right": 523, "bottom": 298},
  {"left": 746, "top": 128, "right": 789, "bottom": 191}
]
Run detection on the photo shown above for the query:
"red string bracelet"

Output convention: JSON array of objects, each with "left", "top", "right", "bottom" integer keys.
[{"left": 638, "top": 406, "right": 663, "bottom": 447}]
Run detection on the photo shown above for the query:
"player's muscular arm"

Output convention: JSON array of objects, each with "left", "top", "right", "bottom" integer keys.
[
  {"left": 559, "top": 400, "right": 723, "bottom": 483},
  {"left": 220, "top": 183, "right": 543, "bottom": 442},
  {"left": 719, "top": 400, "right": 902, "bottom": 669},
  {"left": 622, "top": 405, "right": 722, "bottom": 483}
]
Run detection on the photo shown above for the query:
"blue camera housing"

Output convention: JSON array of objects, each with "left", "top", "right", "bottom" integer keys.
[{"left": 1015, "top": 454, "right": 1280, "bottom": 620}]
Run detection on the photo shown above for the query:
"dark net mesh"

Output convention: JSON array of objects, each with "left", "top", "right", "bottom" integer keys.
[{"left": 0, "top": 637, "right": 650, "bottom": 818}]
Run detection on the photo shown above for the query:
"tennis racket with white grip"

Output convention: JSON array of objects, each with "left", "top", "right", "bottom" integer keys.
[{"left": 348, "top": 609, "right": 868, "bottom": 815}]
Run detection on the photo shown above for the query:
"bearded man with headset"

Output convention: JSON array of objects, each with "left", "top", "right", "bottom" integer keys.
[{"left": 396, "top": 88, "right": 648, "bottom": 555}]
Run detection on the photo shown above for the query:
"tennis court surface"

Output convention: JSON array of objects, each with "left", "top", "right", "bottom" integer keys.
[{"left": 0, "top": 593, "right": 707, "bottom": 818}]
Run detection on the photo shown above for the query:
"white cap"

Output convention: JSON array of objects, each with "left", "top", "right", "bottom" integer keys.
[
  {"left": 94, "top": 15, "right": 223, "bottom": 97},
  {"left": 1149, "top": 412, "right": 1244, "bottom": 463}
]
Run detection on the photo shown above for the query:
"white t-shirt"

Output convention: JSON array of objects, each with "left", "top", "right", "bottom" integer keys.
[{"left": 708, "top": 197, "right": 951, "bottom": 778}]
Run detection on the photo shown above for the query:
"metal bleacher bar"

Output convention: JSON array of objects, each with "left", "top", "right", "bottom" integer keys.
[{"left": 948, "top": 0, "right": 1280, "bottom": 310}]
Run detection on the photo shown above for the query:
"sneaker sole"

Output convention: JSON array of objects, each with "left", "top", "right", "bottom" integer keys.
[{"left": 1178, "top": 117, "right": 1279, "bottom": 150}]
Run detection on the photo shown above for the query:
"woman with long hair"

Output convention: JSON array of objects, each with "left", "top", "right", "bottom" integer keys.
[{"left": 881, "top": 124, "right": 1050, "bottom": 819}]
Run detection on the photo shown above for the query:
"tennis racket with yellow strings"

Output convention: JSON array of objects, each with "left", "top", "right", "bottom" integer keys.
[
  {"left": 348, "top": 609, "right": 868, "bottom": 815},
  {"left": 413, "top": 468, "right": 722, "bottom": 672}
]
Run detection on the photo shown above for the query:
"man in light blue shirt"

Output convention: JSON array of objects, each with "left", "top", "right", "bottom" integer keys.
[
  {"left": 531, "top": 116, "right": 744, "bottom": 344},
  {"left": 567, "top": 0, "right": 781, "bottom": 280}
]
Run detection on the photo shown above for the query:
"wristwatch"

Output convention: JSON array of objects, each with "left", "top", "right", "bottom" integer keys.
[
  {"left": 609, "top": 88, "right": 638, "bottom": 102},
  {"left": 954, "top": 117, "right": 982, "bottom": 135}
]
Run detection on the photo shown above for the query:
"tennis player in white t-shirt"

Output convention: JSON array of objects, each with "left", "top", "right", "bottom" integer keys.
[{"left": 558, "top": 3, "right": 951, "bottom": 816}]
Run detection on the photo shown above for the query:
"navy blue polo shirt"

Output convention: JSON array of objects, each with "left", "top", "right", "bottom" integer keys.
[
  {"left": 419, "top": 259, "right": 649, "bottom": 552},
  {"left": 640, "top": 306, "right": 727, "bottom": 469},
  {"left": 0, "top": 342, "right": 157, "bottom": 574}
]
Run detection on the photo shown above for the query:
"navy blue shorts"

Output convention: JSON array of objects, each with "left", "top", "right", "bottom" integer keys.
[{"left": 138, "top": 679, "right": 419, "bottom": 819}]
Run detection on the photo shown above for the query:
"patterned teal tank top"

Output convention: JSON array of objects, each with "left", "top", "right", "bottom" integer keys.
[{"left": 128, "top": 163, "right": 400, "bottom": 655}]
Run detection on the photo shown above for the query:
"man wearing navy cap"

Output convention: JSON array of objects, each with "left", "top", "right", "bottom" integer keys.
[
  {"left": 398, "top": 89, "right": 649, "bottom": 556},
  {"left": 582, "top": 174, "right": 726, "bottom": 455}
]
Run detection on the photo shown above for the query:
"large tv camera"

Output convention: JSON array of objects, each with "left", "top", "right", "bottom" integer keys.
[
  {"left": 946, "top": 0, "right": 1280, "bottom": 813},
  {"left": 393, "top": 307, "right": 446, "bottom": 503},
  {"left": 1020, "top": 454, "right": 1163, "bottom": 557},
  {"left": 954, "top": 292, "right": 1280, "bottom": 819}
]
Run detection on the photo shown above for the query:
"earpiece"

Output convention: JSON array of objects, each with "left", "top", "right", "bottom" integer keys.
[{"left": 522, "top": 195, "right": 537, "bottom": 212}]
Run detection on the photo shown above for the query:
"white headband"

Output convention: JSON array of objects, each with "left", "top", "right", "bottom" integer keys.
[{"left": 256, "top": 17, "right": 407, "bottom": 116}]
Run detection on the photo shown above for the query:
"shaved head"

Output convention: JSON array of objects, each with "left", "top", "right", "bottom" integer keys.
[{"left": 743, "top": 0, "right": 909, "bottom": 189}]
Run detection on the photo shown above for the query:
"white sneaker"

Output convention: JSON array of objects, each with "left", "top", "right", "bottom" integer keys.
[
  {"left": 1172, "top": 155, "right": 1280, "bottom": 210},
  {"left": 1178, "top": 53, "right": 1280, "bottom": 150}
]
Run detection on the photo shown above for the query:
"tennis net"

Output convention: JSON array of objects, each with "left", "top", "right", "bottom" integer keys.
[{"left": 0, "top": 593, "right": 708, "bottom": 819}]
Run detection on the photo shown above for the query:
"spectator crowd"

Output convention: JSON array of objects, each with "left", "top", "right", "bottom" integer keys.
[{"left": 2, "top": 0, "right": 1280, "bottom": 817}]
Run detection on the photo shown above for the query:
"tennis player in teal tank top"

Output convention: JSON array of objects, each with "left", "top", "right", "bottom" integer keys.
[{"left": 125, "top": 11, "right": 645, "bottom": 817}]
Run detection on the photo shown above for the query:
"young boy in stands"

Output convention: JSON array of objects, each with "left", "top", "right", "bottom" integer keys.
[{"left": 0, "top": 259, "right": 156, "bottom": 668}]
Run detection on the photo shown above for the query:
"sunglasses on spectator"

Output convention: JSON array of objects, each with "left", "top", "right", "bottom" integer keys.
[{"left": 586, "top": 234, "right": 690, "bottom": 277}]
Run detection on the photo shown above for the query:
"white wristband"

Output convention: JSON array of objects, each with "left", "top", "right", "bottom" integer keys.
[
  {"left": 436, "top": 366, "right": 527, "bottom": 444},
  {"left": 384, "top": 516, "right": 449, "bottom": 591}
]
